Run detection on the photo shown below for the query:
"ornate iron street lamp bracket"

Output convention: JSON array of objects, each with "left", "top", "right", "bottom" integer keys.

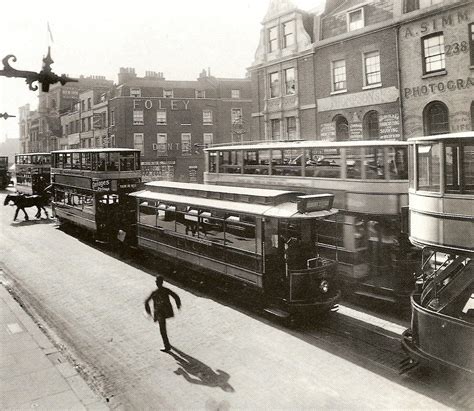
[
  {"left": 1, "top": 112, "right": 16, "bottom": 120},
  {"left": 0, "top": 47, "right": 78, "bottom": 92}
]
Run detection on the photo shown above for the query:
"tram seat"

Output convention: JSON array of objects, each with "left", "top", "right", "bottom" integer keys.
[{"left": 421, "top": 256, "right": 466, "bottom": 306}]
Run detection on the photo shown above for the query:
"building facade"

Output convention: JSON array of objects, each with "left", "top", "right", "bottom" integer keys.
[
  {"left": 399, "top": 0, "right": 473, "bottom": 137},
  {"left": 250, "top": 0, "right": 473, "bottom": 142},
  {"left": 108, "top": 68, "right": 252, "bottom": 183}
]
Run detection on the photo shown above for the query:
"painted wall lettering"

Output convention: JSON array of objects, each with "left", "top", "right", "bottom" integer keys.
[
  {"left": 404, "top": 77, "right": 474, "bottom": 98},
  {"left": 132, "top": 99, "right": 191, "bottom": 110},
  {"left": 404, "top": 10, "right": 470, "bottom": 37}
]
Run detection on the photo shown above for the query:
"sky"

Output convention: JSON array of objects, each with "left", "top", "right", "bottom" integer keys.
[{"left": 0, "top": 0, "right": 324, "bottom": 143}]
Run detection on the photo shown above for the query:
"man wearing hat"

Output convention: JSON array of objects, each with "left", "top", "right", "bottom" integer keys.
[{"left": 144, "top": 275, "right": 182, "bottom": 352}]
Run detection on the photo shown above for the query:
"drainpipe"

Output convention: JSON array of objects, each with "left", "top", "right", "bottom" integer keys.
[{"left": 395, "top": 25, "right": 404, "bottom": 140}]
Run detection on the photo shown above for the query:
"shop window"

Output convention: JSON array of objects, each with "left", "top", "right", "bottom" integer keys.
[
  {"left": 270, "top": 72, "right": 280, "bottom": 98},
  {"left": 423, "top": 101, "right": 449, "bottom": 135},
  {"left": 268, "top": 26, "right": 278, "bottom": 52},
  {"left": 163, "top": 89, "right": 173, "bottom": 98},
  {"left": 282, "top": 21, "right": 295, "bottom": 48},
  {"left": 195, "top": 90, "right": 205, "bottom": 98},
  {"left": 334, "top": 115, "right": 349, "bottom": 141},
  {"left": 364, "top": 111, "right": 379, "bottom": 140},
  {"left": 271, "top": 119, "right": 281, "bottom": 140},
  {"left": 332, "top": 60, "right": 346, "bottom": 92},
  {"left": 286, "top": 117, "right": 296, "bottom": 140},
  {"left": 422, "top": 33, "right": 445, "bottom": 74},
  {"left": 284, "top": 68, "right": 296, "bottom": 95},
  {"left": 364, "top": 51, "right": 381, "bottom": 86},
  {"left": 347, "top": 8, "right": 364, "bottom": 32}
]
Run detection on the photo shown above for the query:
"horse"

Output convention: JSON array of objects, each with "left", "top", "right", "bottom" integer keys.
[{"left": 3, "top": 193, "right": 49, "bottom": 221}]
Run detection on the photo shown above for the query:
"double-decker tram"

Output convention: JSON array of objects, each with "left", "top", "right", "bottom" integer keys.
[
  {"left": 50, "top": 148, "right": 141, "bottom": 242},
  {"left": 15, "top": 153, "right": 51, "bottom": 195},
  {"left": 130, "top": 181, "right": 340, "bottom": 318},
  {"left": 204, "top": 140, "right": 419, "bottom": 305},
  {"left": 0, "top": 156, "right": 10, "bottom": 189},
  {"left": 401, "top": 132, "right": 473, "bottom": 376}
]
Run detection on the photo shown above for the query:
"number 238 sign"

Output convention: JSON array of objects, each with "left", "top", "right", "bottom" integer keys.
[{"left": 445, "top": 41, "right": 469, "bottom": 57}]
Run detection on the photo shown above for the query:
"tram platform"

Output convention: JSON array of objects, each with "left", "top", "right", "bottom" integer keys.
[{"left": 0, "top": 278, "right": 107, "bottom": 410}]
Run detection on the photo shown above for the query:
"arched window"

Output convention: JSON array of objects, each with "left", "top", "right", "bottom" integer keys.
[
  {"left": 423, "top": 101, "right": 449, "bottom": 135},
  {"left": 334, "top": 115, "right": 349, "bottom": 141},
  {"left": 364, "top": 110, "right": 379, "bottom": 140}
]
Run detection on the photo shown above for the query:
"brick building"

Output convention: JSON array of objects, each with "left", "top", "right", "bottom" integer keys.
[
  {"left": 250, "top": 0, "right": 473, "bottom": 142},
  {"left": 108, "top": 68, "right": 252, "bottom": 183},
  {"left": 399, "top": 0, "right": 473, "bottom": 137}
]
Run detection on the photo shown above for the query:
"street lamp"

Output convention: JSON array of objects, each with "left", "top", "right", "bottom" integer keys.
[{"left": 0, "top": 47, "right": 77, "bottom": 92}]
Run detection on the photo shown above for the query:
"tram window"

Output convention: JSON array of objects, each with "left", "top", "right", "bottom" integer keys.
[
  {"left": 408, "top": 146, "right": 415, "bottom": 188},
  {"left": 83, "top": 193, "right": 94, "bottom": 214},
  {"left": 225, "top": 214, "right": 257, "bottom": 253},
  {"left": 364, "top": 148, "right": 384, "bottom": 179},
  {"left": 135, "top": 152, "right": 141, "bottom": 170},
  {"left": 81, "top": 152, "right": 92, "bottom": 170},
  {"left": 64, "top": 153, "right": 72, "bottom": 169},
  {"left": 388, "top": 147, "right": 408, "bottom": 180},
  {"left": 445, "top": 145, "right": 460, "bottom": 191},
  {"left": 200, "top": 212, "right": 225, "bottom": 244},
  {"left": 346, "top": 148, "right": 362, "bottom": 179},
  {"left": 97, "top": 153, "right": 106, "bottom": 171},
  {"left": 209, "top": 152, "right": 217, "bottom": 173},
  {"left": 417, "top": 143, "right": 440, "bottom": 191},
  {"left": 57, "top": 153, "right": 65, "bottom": 168},
  {"left": 304, "top": 148, "right": 341, "bottom": 178},
  {"left": 108, "top": 153, "right": 119, "bottom": 171},
  {"left": 139, "top": 200, "right": 157, "bottom": 227},
  {"left": 463, "top": 145, "right": 474, "bottom": 192},
  {"left": 72, "top": 153, "right": 81, "bottom": 169},
  {"left": 156, "top": 204, "right": 176, "bottom": 231},
  {"left": 120, "top": 153, "right": 135, "bottom": 171},
  {"left": 220, "top": 151, "right": 242, "bottom": 174}
]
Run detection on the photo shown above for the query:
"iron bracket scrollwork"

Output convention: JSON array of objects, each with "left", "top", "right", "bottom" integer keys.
[
  {"left": 1, "top": 112, "right": 16, "bottom": 120},
  {"left": 0, "top": 47, "right": 78, "bottom": 92}
]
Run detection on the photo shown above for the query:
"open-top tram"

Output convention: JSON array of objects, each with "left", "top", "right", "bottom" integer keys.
[
  {"left": 130, "top": 181, "right": 340, "bottom": 317},
  {"left": 204, "top": 140, "right": 420, "bottom": 305},
  {"left": 401, "top": 132, "right": 473, "bottom": 376},
  {"left": 50, "top": 148, "right": 141, "bottom": 242},
  {"left": 15, "top": 153, "right": 51, "bottom": 195}
]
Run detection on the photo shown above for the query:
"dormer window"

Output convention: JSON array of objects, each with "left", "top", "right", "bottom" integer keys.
[
  {"left": 282, "top": 21, "right": 295, "bottom": 48},
  {"left": 163, "top": 89, "right": 173, "bottom": 98},
  {"left": 348, "top": 8, "right": 364, "bottom": 32},
  {"left": 268, "top": 26, "right": 278, "bottom": 52},
  {"left": 130, "top": 88, "right": 141, "bottom": 97},
  {"left": 195, "top": 90, "right": 206, "bottom": 98}
]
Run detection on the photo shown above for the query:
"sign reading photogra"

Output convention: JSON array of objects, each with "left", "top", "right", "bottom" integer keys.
[
  {"left": 404, "top": 77, "right": 474, "bottom": 98},
  {"left": 379, "top": 113, "right": 401, "bottom": 140}
]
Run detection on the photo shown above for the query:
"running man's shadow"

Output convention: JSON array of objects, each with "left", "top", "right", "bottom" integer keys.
[{"left": 169, "top": 347, "right": 234, "bottom": 393}]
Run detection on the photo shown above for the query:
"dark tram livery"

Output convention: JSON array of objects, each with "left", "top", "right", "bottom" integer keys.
[
  {"left": 0, "top": 156, "right": 10, "bottom": 189},
  {"left": 401, "top": 132, "right": 473, "bottom": 376},
  {"left": 15, "top": 153, "right": 51, "bottom": 195},
  {"left": 50, "top": 148, "right": 141, "bottom": 242},
  {"left": 131, "top": 181, "right": 340, "bottom": 317}
]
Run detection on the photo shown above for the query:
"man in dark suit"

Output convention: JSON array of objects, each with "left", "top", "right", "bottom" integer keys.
[{"left": 145, "top": 275, "right": 181, "bottom": 352}]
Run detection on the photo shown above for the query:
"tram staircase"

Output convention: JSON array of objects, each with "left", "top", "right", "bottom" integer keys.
[{"left": 421, "top": 256, "right": 472, "bottom": 312}]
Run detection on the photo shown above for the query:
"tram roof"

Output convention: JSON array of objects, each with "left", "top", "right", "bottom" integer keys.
[
  {"left": 205, "top": 139, "right": 409, "bottom": 151},
  {"left": 407, "top": 131, "right": 474, "bottom": 143},
  {"left": 50, "top": 148, "right": 140, "bottom": 154},
  {"left": 143, "top": 181, "right": 302, "bottom": 198},
  {"left": 130, "top": 190, "right": 337, "bottom": 219},
  {"left": 15, "top": 152, "right": 50, "bottom": 156}
]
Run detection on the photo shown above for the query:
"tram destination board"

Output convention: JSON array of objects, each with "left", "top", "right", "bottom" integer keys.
[{"left": 297, "top": 194, "right": 334, "bottom": 213}]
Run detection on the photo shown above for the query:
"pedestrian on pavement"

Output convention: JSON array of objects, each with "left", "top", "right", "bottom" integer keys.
[
  {"left": 144, "top": 275, "right": 181, "bottom": 352},
  {"left": 117, "top": 228, "right": 127, "bottom": 258}
]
